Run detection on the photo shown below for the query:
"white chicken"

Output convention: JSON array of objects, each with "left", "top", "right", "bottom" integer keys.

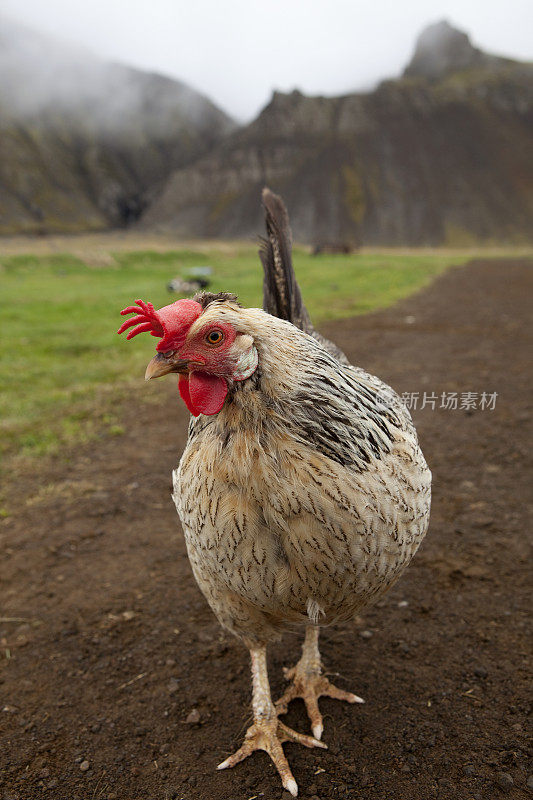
[{"left": 118, "top": 188, "right": 431, "bottom": 795}]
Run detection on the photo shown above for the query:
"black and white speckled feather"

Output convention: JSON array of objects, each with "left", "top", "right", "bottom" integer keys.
[{"left": 173, "top": 303, "right": 431, "bottom": 644}]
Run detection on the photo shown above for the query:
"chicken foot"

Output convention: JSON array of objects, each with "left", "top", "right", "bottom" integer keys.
[
  {"left": 276, "top": 625, "right": 364, "bottom": 740},
  {"left": 217, "top": 645, "right": 326, "bottom": 796}
]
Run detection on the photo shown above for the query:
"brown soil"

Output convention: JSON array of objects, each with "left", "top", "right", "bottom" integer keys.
[{"left": 1, "top": 259, "right": 531, "bottom": 800}]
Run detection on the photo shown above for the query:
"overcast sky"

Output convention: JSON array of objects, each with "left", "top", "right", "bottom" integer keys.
[{"left": 2, "top": 0, "right": 532, "bottom": 120}]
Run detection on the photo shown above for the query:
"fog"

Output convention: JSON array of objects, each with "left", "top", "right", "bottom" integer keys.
[
  {"left": 1, "top": 0, "right": 532, "bottom": 121},
  {"left": 0, "top": 14, "right": 233, "bottom": 137}
]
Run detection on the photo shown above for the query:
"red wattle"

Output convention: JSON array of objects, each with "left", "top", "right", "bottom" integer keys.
[
  {"left": 178, "top": 375, "right": 197, "bottom": 416},
  {"left": 178, "top": 372, "right": 228, "bottom": 416}
]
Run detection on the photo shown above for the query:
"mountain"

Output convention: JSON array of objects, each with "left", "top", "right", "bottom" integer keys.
[
  {"left": 143, "top": 21, "right": 533, "bottom": 246},
  {"left": 403, "top": 19, "right": 518, "bottom": 80},
  {"left": 0, "top": 15, "right": 235, "bottom": 234}
]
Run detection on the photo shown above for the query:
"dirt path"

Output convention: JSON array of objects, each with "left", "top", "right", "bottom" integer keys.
[{"left": 1, "top": 259, "right": 531, "bottom": 800}]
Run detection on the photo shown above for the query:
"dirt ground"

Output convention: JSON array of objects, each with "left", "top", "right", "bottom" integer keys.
[{"left": 1, "top": 259, "right": 531, "bottom": 800}]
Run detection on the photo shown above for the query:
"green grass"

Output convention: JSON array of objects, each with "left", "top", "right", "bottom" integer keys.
[{"left": 0, "top": 246, "right": 469, "bottom": 461}]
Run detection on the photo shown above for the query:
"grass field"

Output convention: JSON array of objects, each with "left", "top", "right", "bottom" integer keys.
[{"left": 0, "top": 241, "right": 514, "bottom": 463}]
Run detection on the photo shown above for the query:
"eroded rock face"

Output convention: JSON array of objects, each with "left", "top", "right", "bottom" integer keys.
[{"left": 142, "top": 24, "right": 533, "bottom": 246}]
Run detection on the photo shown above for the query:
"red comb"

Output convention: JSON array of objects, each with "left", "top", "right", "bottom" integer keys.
[{"left": 118, "top": 298, "right": 202, "bottom": 351}]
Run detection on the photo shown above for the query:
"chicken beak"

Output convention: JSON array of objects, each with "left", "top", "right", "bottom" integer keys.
[{"left": 145, "top": 353, "right": 189, "bottom": 381}]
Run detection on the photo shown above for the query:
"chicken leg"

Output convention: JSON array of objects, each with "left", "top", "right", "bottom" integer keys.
[
  {"left": 276, "top": 626, "right": 364, "bottom": 740},
  {"left": 217, "top": 645, "right": 326, "bottom": 796}
]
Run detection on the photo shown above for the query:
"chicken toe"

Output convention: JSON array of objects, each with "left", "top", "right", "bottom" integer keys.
[
  {"left": 217, "top": 645, "right": 325, "bottom": 796},
  {"left": 276, "top": 626, "right": 364, "bottom": 740},
  {"left": 217, "top": 716, "right": 325, "bottom": 796}
]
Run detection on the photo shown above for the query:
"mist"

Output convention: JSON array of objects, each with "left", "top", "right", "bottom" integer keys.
[
  {"left": 1, "top": 0, "right": 532, "bottom": 121},
  {"left": 0, "top": 14, "right": 232, "bottom": 138}
]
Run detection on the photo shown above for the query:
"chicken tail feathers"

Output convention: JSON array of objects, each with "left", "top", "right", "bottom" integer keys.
[
  {"left": 259, "top": 187, "right": 313, "bottom": 334},
  {"left": 259, "top": 187, "right": 350, "bottom": 365}
]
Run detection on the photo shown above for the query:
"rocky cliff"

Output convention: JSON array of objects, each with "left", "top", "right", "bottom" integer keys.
[
  {"left": 143, "top": 22, "right": 533, "bottom": 245},
  {"left": 0, "top": 16, "right": 235, "bottom": 234}
]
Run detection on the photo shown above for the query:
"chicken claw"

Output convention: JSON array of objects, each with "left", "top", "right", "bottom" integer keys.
[
  {"left": 217, "top": 716, "right": 326, "bottom": 796},
  {"left": 276, "top": 626, "right": 364, "bottom": 740},
  {"left": 217, "top": 645, "right": 325, "bottom": 796}
]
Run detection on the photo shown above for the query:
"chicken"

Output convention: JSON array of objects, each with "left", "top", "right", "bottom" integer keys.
[{"left": 118, "top": 188, "right": 431, "bottom": 796}]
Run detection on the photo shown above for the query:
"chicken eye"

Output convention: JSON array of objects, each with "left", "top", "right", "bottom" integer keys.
[{"left": 206, "top": 329, "right": 224, "bottom": 345}]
